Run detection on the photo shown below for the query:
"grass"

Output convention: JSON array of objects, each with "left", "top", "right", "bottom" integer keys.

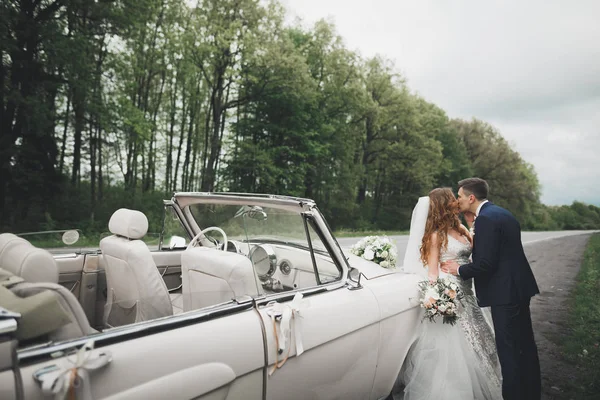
[
  {"left": 560, "top": 233, "right": 600, "bottom": 398},
  {"left": 17, "top": 228, "right": 404, "bottom": 250},
  {"left": 333, "top": 230, "right": 409, "bottom": 238},
  {"left": 20, "top": 231, "right": 161, "bottom": 250}
]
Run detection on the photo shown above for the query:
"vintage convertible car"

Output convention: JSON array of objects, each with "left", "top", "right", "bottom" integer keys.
[{"left": 0, "top": 192, "right": 421, "bottom": 400}]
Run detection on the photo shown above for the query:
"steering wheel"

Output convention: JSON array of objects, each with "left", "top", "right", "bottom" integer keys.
[{"left": 186, "top": 227, "right": 228, "bottom": 251}]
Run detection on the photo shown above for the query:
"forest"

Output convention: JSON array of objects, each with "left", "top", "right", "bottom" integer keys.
[{"left": 2, "top": 0, "right": 599, "bottom": 235}]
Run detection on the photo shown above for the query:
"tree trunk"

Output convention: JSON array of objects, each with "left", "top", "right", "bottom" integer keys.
[
  {"left": 173, "top": 92, "right": 188, "bottom": 192},
  {"left": 145, "top": 70, "right": 165, "bottom": 192},
  {"left": 71, "top": 85, "right": 84, "bottom": 187},
  {"left": 183, "top": 86, "right": 200, "bottom": 190},
  {"left": 357, "top": 114, "right": 375, "bottom": 204},
  {"left": 98, "top": 126, "right": 103, "bottom": 201},
  {"left": 165, "top": 76, "right": 178, "bottom": 193},
  {"left": 59, "top": 91, "right": 71, "bottom": 174},
  {"left": 200, "top": 99, "right": 213, "bottom": 189},
  {"left": 202, "top": 79, "right": 225, "bottom": 192},
  {"left": 213, "top": 84, "right": 231, "bottom": 192},
  {"left": 90, "top": 117, "right": 97, "bottom": 221}
]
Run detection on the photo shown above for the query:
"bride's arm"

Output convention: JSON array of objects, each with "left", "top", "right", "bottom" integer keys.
[{"left": 426, "top": 232, "right": 441, "bottom": 282}]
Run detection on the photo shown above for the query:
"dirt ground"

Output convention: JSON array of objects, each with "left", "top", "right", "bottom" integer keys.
[{"left": 526, "top": 233, "right": 593, "bottom": 400}]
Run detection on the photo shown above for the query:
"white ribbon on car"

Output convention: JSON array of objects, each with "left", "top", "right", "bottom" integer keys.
[
  {"left": 39, "top": 339, "right": 112, "bottom": 400},
  {"left": 266, "top": 292, "right": 308, "bottom": 376}
]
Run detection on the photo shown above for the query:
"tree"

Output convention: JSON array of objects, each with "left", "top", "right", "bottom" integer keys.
[{"left": 452, "top": 118, "right": 541, "bottom": 224}]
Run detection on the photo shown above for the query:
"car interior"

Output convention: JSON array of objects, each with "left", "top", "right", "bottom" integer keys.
[{"left": 0, "top": 203, "right": 343, "bottom": 348}]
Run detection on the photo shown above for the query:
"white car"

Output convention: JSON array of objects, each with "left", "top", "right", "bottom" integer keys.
[{"left": 0, "top": 192, "right": 421, "bottom": 400}]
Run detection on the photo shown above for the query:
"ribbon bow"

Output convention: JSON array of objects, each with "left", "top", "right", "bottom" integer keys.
[
  {"left": 266, "top": 292, "right": 308, "bottom": 375},
  {"left": 39, "top": 340, "right": 112, "bottom": 400}
]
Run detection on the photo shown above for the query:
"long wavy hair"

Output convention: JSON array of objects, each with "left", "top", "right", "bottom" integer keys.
[{"left": 420, "top": 188, "right": 462, "bottom": 266}]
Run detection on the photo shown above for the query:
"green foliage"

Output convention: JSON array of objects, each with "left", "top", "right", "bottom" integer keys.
[
  {"left": 560, "top": 234, "right": 600, "bottom": 397},
  {"left": 1, "top": 0, "right": 597, "bottom": 235}
]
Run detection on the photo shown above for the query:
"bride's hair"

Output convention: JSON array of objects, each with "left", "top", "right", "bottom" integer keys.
[{"left": 420, "top": 188, "right": 462, "bottom": 266}]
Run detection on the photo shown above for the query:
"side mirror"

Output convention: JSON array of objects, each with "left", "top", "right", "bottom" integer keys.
[
  {"left": 168, "top": 235, "right": 186, "bottom": 249},
  {"left": 347, "top": 267, "right": 364, "bottom": 291}
]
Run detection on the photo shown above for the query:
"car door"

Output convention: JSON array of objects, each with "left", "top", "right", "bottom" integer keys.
[
  {"left": 257, "top": 283, "right": 380, "bottom": 400},
  {"left": 254, "top": 211, "right": 382, "bottom": 400},
  {"left": 0, "top": 302, "right": 266, "bottom": 400}
]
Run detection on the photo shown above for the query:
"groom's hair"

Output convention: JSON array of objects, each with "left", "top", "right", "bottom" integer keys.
[{"left": 458, "top": 177, "right": 489, "bottom": 200}]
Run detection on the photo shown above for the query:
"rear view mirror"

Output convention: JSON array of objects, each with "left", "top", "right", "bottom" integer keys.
[{"left": 168, "top": 236, "right": 186, "bottom": 249}]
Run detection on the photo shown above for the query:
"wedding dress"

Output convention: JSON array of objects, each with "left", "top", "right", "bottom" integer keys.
[{"left": 399, "top": 234, "right": 503, "bottom": 400}]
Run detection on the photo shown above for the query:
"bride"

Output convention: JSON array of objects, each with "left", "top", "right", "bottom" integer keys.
[{"left": 399, "top": 188, "right": 502, "bottom": 400}]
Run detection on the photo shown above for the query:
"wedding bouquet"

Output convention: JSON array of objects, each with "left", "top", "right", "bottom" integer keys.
[
  {"left": 349, "top": 236, "right": 398, "bottom": 268},
  {"left": 418, "top": 277, "right": 464, "bottom": 325}
]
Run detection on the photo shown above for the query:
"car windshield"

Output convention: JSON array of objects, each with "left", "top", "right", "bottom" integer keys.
[{"left": 188, "top": 203, "right": 327, "bottom": 252}]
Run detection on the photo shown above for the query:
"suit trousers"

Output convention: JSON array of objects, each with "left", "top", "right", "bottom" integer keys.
[{"left": 491, "top": 300, "right": 541, "bottom": 400}]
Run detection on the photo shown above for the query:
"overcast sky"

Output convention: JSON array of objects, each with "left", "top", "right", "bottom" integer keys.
[{"left": 282, "top": 0, "right": 600, "bottom": 206}]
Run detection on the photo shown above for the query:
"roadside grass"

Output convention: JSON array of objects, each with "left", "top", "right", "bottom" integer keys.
[
  {"left": 560, "top": 233, "right": 600, "bottom": 398},
  {"left": 20, "top": 231, "right": 161, "bottom": 250},
  {"left": 19, "top": 228, "right": 406, "bottom": 249},
  {"left": 333, "top": 230, "right": 408, "bottom": 238}
]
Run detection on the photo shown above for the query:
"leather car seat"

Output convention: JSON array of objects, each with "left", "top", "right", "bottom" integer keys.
[
  {"left": 99, "top": 208, "right": 174, "bottom": 327},
  {"left": 181, "top": 246, "right": 262, "bottom": 311}
]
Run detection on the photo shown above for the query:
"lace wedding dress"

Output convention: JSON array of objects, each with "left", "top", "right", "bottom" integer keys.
[{"left": 400, "top": 235, "right": 503, "bottom": 400}]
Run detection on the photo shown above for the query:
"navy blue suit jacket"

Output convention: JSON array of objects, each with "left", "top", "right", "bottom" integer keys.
[{"left": 459, "top": 202, "right": 539, "bottom": 307}]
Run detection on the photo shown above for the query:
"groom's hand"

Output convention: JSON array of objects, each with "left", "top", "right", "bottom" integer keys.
[{"left": 441, "top": 260, "right": 460, "bottom": 276}]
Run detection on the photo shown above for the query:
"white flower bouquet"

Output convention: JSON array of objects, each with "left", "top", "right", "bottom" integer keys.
[
  {"left": 349, "top": 236, "right": 398, "bottom": 268},
  {"left": 418, "top": 277, "right": 464, "bottom": 325}
]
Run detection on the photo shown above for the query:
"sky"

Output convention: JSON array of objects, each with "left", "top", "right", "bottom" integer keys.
[{"left": 281, "top": 0, "right": 600, "bottom": 206}]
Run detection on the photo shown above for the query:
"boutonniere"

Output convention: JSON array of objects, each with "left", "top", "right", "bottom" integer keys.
[{"left": 469, "top": 217, "right": 477, "bottom": 236}]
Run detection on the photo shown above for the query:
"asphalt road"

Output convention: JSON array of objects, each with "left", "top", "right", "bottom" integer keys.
[{"left": 336, "top": 230, "right": 599, "bottom": 263}]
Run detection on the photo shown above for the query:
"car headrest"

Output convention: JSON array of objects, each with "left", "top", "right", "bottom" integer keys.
[
  {"left": 108, "top": 208, "right": 149, "bottom": 240},
  {"left": 182, "top": 247, "right": 253, "bottom": 277},
  {"left": 0, "top": 241, "right": 59, "bottom": 284},
  {"left": 0, "top": 233, "right": 28, "bottom": 259}
]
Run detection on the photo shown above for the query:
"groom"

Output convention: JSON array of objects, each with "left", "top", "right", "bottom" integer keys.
[{"left": 441, "top": 177, "right": 541, "bottom": 400}]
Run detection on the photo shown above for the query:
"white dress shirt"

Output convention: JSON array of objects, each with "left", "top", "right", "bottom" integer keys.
[{"left": 475, "top": 199, "right": 489, "bottom": 217}]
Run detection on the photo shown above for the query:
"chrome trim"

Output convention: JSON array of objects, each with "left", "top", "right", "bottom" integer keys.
[
  {"left": 68, "top": 280, "right": 80, "bottom": 293},
  {"left": 0, "top": 307, "right": 21, "bottom": 320},
  {"left": 254, "top": 280, "right": 346, "bottom": 307},
  {"left": 16, "top": 229, "right": 79, "bottom": 236},
  {"left": 0, "top": 307, "right": 19, "bottom": 335},
  {"left": 168, "top": 283, "right": 183, "bottom": 293},
  {"left": 279, "top": 259, "right": 292, "bottom": 275},
  {"left": 159, "top": 202, "right": 194, "bottom": 251},
  {"left": 32, "top": 364, "right": 60, "bottom": 385},
  {"left": 309, "top": 206, "right": 349, "bottom": 281},
  {"left": 53, "top": 253, "right": 79, "bottom": 259},
  {"left": 233, "top": 295, "right": 254, "bottom": 304},
  {"left": 253, "top": 306, "right": 269, "bottom": 400},
  {"left": 175, "top": 191, "right": 316, "bottom": 205},
  {"left": 17, "top": 301, "right": 254, "bottom": 363},
  {"left": 174, "top": 193, "right": 315, "bottom": 212},
  {"left": 249, "top": 244, "right": 277, "bottom": 279}
]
